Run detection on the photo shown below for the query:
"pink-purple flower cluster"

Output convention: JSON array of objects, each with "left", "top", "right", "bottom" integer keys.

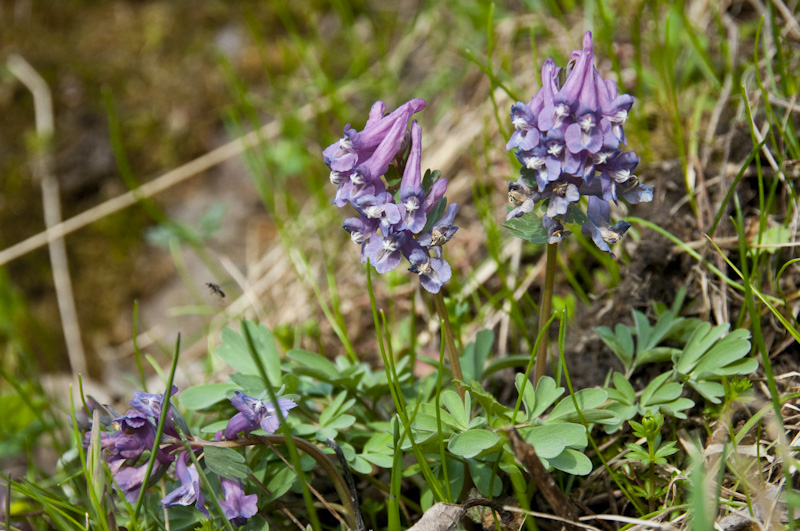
[
  {"left": 323, "top": 99, "right": 459, "bottom": 293},
  {"left": 506, "top": 31, "right": 652, "bottom": 257},
  {"left": 82, "top": 388, "right": 296, "bottom": 526}
]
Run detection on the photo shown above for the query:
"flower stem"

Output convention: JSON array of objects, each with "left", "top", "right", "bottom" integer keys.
[
  {"left": 534, "top": 242, "right": 558, "bottom": 385},
  {"left": 432, "top": 291, "right": 465, "bottom": 398}
]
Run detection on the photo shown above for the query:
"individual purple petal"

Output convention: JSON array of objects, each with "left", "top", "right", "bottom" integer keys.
[
  {"left": 259, "top": 398, "right": 298, "bottom": 434},
  {"left": 619, "top": 181, "right": 654, "bottom": 204},
  {"left": 219, "top": 477, "right": 259, "bottom": 526},
  {"left": 114, "top": 462, "right": 150, "bottom": 504},
  {"left": 224, "top": 412, "right": 254, "bottom": 441}
]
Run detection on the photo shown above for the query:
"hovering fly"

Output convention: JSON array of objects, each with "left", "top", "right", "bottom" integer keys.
[{"left": 206, "top": 282, "right": 226, "bottom": 298}]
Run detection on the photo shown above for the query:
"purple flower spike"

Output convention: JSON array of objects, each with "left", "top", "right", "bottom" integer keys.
[
  {"left": 504, "top": 31, "right": 650, "bottom": 256},
  {"left": 225, "top": 391, "right": 297, "bottom": 440},
  {"left": 581, "top": 196, "right": 631, "bottom": 258},
  {"left": 407, "top": 248, "right": 452, "bottom": 294},
  {"left": 161, "top": 452, "right": 209, "bottom": 518},
  {"left": 219, "top": 477, "right": 259, "bottom": 526}
]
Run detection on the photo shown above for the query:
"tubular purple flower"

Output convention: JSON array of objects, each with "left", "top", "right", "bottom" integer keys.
[
  {"left": 506, "top": 102, "right": 540, "bottom": 151},
  {"left": 407, "top": 247, "right": 452, "bottom": 294},
  {"left": 581, "top": 196, "right": 631, "bottom": 258},
  {"left": 546, "top": 180, "right": 581, "bottom": 218},
  {"left": 219, "top": 477, "right": 259, "bottom": 526},
  {"left": 161, "top": 452, "right": 209, "bottom": 518},
  {"left": 399, "top": 121, "right": 428, "bottom": 233},
  {"left": 543, "top": 215, "right": 571, "bottom": 243},
  {"left": 129, "top": 386, "right": 189, "bottom": 438},
  {"left": 422, "top": 178, "right": 448, "bottom": 213},
  {"left": 355, "top": 192, "right": 402, "bottom": 235},
  {"left": 505, "top": 179, "right": 540, "bottom": 221},
  {"left": 365, "top": 231, "right": 406, "bottom": 274},
  {"left": 113, "top": 410, "right": 156, "bottom": 459},
  {"left": 418, "top": 203, "right": 459, "bottom": 249},
  {"left": 323, "top": 98, "right": 425, "bottom": 173}
]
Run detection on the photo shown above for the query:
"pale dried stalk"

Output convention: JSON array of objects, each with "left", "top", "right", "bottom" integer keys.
[{"left": 7, "top": 54, "right": 87, "bottom": 376}]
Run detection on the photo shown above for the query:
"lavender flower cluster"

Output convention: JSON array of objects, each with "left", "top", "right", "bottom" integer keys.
[
  {"left": 505, "top": 31, "right": 652, "bottom": 257},
  {"left": 82, "top": 387, "right": 296, "bottom": 525},
  {"left": 323, "top": 99, "right": 459, "bottom": 293}
]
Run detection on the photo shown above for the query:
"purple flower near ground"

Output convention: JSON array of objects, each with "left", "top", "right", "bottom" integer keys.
[
  {"left": 161, "top": 451, "right": 209, "bottom": 518},
  {"left": 504, "top": 31, "right": 651, "bottom": 257},
  {"left": 224, "top": 391, "right": 297, "bottom": 440},
  {"left": 129, "top": 385, "right": 190, "bottom": 438},
  {"left": 219, "top": 477, "right": 259, "bottom": 526}
]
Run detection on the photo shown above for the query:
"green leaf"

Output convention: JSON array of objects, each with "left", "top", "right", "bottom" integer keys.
[
  {"left": 263, "top": 465, "right": 296, "bottom": 502},
  {"left": 635, "top": 347, "right": 680, "bottom": 367},
  {"left": 633, "top": 310, "right": 653, "bottom": 352},
  {"left": 461, "top": 329, "right": 494, "bottom": 382},
  {"left": 595, "top": 325, "right": 633, "bottom": 368},
  {"left": 216, "top": 321, "right": 281, "bottom": 385},
  {"left": 547, "top": 389, "right": 608, "bottom": 422},
  {"left": 442, "top": 389, "right": 470, "bottom": 431},
  {"left": 675, "top": 322, "right": 729, "bottom": 375},
  {"left": 448, "top": 429, "right": 500, "bottom": 458},
  {"left": 609, "top": 372, "right": 635, "bottom": 405},
  {"left": 179, "top": 383, "right": 237, "bottom": 410},
  {"left": 519, "top": 428, "right": 566, "bottom": 458},
  {"left": 503, "top": 212, "right": 548, "bottom": 244},
  {"left": 286, "top": 349, "right": 339, "bottom": 381},
  {"left": 548, "top": 448, "right": 593, "bottom": 475},
  {"left": 203, "top": 445, "right": 250, "bottom": 480},
  {"left": 640, "top": 372, "right": 673, "bottom": 406},
  {"left": 688, "top": 380, "right": 725, "bottom": 404},
  {"left": 531, "top": 376, "right": 563, "bottom": 418},
  {"left": 691, "top": 329, "right": 752, "bottom": 377},
  {"left": 468, "top": 459, "right": 502, "bottom": 497}
]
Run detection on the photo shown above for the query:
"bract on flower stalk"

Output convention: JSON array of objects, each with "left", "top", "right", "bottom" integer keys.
[{"left": 323, "top": 99, "right": 460, "bottom": 294}]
